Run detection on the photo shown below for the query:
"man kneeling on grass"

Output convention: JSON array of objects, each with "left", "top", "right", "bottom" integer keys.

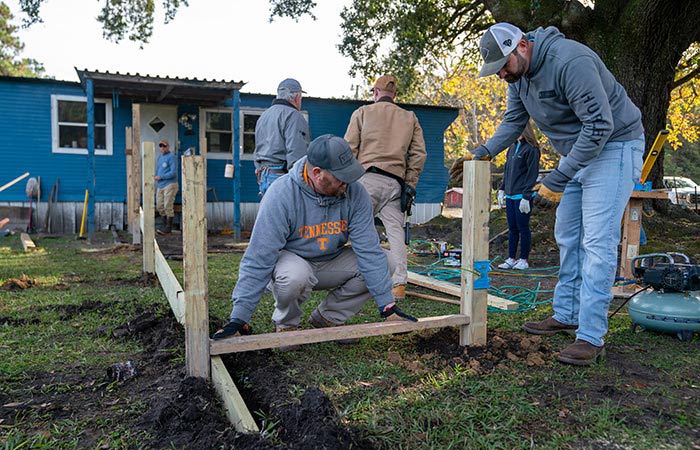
[{"left": 213, "top": 134, "right": 417, "bottom": 344}]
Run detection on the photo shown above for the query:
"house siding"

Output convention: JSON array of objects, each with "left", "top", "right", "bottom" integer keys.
[{"left": 1, "top": 76, "right": 457, "bottom": 230}]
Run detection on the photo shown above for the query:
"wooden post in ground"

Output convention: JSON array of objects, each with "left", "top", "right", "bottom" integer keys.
[
  {"left": 141, "top": 142, "right": 155, "bottom": 274},
  {"left": 460, "top": 160, "right": 490, "bottom": 346},
  {"left": 125, "top": 127, "right": 133, "bottom": 229},
  {"left": 131, "top": 105, "right": 142, "bottom": 245},
  {"left": 182, "top": 155, "right": 209, "bottom": 378}
]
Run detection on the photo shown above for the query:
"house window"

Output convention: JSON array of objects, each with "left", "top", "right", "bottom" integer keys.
[
  {"left": 204, "top": 110, "right": 232, "bottom": 155},
  {"left": 51, "top": 95, "right": 113, "bottom": 155}
]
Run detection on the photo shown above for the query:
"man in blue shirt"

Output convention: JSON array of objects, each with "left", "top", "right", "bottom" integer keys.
[{"left": 154, "top": 139, "right": 178, "bottom": 234}]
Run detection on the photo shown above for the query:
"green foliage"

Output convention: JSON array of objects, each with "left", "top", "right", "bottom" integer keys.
[{"left": 0, "top": 1, "right": 43, "bottom": 77}]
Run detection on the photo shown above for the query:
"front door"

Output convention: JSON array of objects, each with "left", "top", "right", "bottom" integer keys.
[{"left": 140, "top": 104, "right": 178, "bottom": 156}]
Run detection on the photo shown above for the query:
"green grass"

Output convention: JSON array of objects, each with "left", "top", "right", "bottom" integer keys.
[{"left": 2, "top": 231, "right": 699, "bottom": 449}]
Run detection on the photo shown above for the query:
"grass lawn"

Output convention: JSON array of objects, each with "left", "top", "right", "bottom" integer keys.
[{"left": 1, "top": 221, "right": 699, "bottom": 449}]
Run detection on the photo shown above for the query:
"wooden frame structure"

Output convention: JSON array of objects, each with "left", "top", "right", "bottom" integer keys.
[{"left": 135, "top": 155, "right": 492, "bottom": 432}]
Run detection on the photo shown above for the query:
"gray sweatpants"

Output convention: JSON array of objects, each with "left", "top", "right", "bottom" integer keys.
[
  {"left": 358, "top": 172, "right": 407, "bottom": 286},
  {"left": 270, "top": 247, "right": 395, "bottom": 327}
]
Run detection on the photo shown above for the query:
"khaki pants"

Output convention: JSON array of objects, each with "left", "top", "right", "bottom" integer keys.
[
  {"left": 156, "top": 182, "right": 179, "bottom": 218},
  {"left": 270, "top": 247, "right": 395, "bottom": 327},
  {"left": 358, "top": 172, "right": 406, "bottom": 286}
]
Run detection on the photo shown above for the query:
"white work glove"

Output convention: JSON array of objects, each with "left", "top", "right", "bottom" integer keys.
[
  {"left": 497, "top": 190, "right": 506, "bottom": 208},
  {"left": 519, "top": 198, "right": 531, "bottom": 214}
]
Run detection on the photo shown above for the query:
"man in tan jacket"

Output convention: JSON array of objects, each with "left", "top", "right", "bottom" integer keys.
[{"left": 344, "top": 75, "right": 427, "bottom": 300}]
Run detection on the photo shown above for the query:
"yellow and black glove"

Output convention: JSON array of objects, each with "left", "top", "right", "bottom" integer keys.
[
  {"left": 532, "top": 169, "right": 570, "bottom": 210},
  {"left": 449, "top": 146, "right": 491, "bottom": 184}
]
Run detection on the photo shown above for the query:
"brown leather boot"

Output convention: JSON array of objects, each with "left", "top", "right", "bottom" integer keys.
[
  {"left": 309, "top": 309, "right": 358, "bottom": 344},
  {"left": 557, "top": 339, "right": 606, "bottom": 366},
  {"left": 391, "top": 284, "right": 406, "bottom": 302},
  {"left": 522, "top": 317, "right": 577, "bottom": 335}
]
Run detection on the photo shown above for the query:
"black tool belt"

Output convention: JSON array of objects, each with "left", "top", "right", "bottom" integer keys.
[{"left": 366, "top": 166, "right": 404, "bottom": 187}]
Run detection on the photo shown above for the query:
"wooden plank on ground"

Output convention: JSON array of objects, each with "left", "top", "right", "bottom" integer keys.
[
  {"left": 211, "top": 356, "right": 259, "bottom": 433},
  {"left": 407, "top": 271, "right": 518, "bottom": 310},
  {"left": 210, "top": 314, "right": 469, "bottom": 355},
  {"left": 20, "top": 233, "right": 36, "bottom": 251},
  {"left": 154, "top": 240, "right": 185, "bottom": 324}
]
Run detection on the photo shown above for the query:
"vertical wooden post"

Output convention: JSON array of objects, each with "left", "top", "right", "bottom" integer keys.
[
  {"left": 182, "top": 155, "right": 210, "bottom": 378},
  {"left": 132, "top": 104, "right": 142, "bottom": 245},
  {"left": 141, "top": 142, "right": 155, "bottom": 274},
  {"left": 125, "top": 127, "right": 133, "bottom": 228},
  {"left": 86, "top": 78, "right": 96, "bottom": 241},
  {"left": 460, "top": 160, "right": 490, "bottom": 346}
]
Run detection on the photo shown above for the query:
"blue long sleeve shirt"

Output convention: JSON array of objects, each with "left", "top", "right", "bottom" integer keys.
[{"left": 155, "top": 151, "right": 178, "bottom": 189}]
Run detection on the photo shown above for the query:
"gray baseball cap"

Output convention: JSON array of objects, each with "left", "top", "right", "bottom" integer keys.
[
  {"left": 478, "top": 23, "right": 523, "bottom": 78},
  {"left": 277, "top": 78, "right": 306, "bottom": 95},
  {"left": 307, "top": 134, "right": 365, "bottom": 184}
]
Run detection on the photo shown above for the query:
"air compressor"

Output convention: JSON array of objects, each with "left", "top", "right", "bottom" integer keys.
[{"left": 628, "top": 252, "right": 700, "bottom": 341}]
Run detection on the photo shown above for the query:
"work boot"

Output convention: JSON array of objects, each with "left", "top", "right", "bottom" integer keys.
[
  {"left": 557, "top": 339, "right": 606, "bottom": 366},
  {"left": 522, "top": 317, "right": 577, "bottom": 336},
  {"left": 275, "top": 324, "right": 300, "bottom": 352},
  {"left": 391, "top": 284, "right": 406, "bottom": 302},
  {"left": 157, "top": 216, "right": 173, "bottom": 235},
  {"left": 309, "top": 309, "right": 359, "bottom": 344}
]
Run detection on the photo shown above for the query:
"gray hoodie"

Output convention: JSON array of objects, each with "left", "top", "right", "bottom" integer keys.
[
  {"left": 253, "top": 99, "right": 311, "bottom": 171},
  {"left": 230, "top": 156, "right": 394, "bottom": 323},
  {"left": 483, "top": 26, "right": 643, "bottom": 183}
]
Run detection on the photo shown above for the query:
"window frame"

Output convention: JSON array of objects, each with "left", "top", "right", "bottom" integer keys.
[
  {"left": 239, "top": 107, "right": 267, "bottom": 161},
  {"left": 50, "top": 94, "right": 113, "bottom": 155},
  {"left": 199, "top": 106, "right": 234, "bottom": 160}
]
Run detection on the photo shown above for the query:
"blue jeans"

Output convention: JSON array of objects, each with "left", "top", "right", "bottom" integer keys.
[
  {"left": 505, "top": 198, "right": 532, "bottom": 260},
  {"left": 552, "top": 135, "right": 644, "bottom": 347},
  {"left": 257, "top": 167, "right": 285, "bottom": 197}
]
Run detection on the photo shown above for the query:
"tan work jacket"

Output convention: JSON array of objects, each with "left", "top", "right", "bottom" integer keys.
[{"left": 344, "top": 99, "right": 426, "bottom": 188}]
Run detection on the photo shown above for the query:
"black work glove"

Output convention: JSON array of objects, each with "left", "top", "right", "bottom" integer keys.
[
  {"left": 449, "top": 146, "right": 491, "bottom": 184},
  {"left": 532, "top": 169, "right": 570, "bottom": 210},
  {"left": 212, "top": 318, "right": 252, "bottom": 340},
  {"left": 400, "top": 184, "right": 417, "bottom": 213},
  {"left": 379, "top": 303, "right": 418, "bottom": 322}
]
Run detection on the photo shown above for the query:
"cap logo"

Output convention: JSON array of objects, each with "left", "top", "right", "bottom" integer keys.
[
  {"left": 503, "top": 39, "right": 512, "bottom": 47},
  {"left": 480, "top": 47, "right": 489, "bottom": 59},
  {"left": 338, "top": 152, "right": 351, "bottom": 166}
]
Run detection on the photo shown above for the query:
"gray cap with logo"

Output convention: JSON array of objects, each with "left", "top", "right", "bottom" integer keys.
[
  {"left": 478, "top": 23, "right": 523, "bottom": 78},
  {"left": 307, "top": 134, "right": 365, "bottom": 184},
  {"left": 277, "top": 78, "right": 306, "bottom": 96}
]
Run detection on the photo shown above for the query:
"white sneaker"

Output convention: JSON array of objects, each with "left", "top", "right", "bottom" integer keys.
[
  {"left": 513, "top": 259, "right": 529, "bottom": 270},
  {"left": 497, "top": 258, "right": 517, "bottom": 269}
]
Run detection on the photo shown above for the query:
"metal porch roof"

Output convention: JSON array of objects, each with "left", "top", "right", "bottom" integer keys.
[{"left": 75, "top": 69, "right": 246, "bottom": 106}]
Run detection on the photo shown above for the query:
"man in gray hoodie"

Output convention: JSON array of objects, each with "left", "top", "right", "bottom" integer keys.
[
  {"left": 450, "top": 23, "right": 644, "bottom": 365},
  {"left": 213, "top": 134, "right": 417, "bottom": 342},
  {"left": 254, "top": 78, "right": 311, "bottom": 197}
]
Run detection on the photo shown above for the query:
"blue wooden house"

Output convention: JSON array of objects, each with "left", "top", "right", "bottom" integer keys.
[{"left": 0, "top": 70, "right": 457, "bottom": 234}]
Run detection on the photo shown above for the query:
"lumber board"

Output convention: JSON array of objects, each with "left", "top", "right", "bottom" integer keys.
[
  {"left": 211, "top": 356, "right": 259, "bottom": 433},
  {"left": 0, "top": 172, "right": 29, "bottom": 193},
  {"left": 210, "top": 314, "right": 470, "bottom": 355},
  {"left": 154, "top": 240, "right": 185, "bottom": 324},
  {"left": 461, "top": 161, "right": 490, "bottom": 345},
  {"left": 20, "top": 233, "right": 36, "bottom": 251},
  {"left": 141, "top": 142, "right": 155, "bottom": 274},
  {"left": 406, "top": 271, "right": 518, "bottom": 310},
  {"left": 182, "top": 156, "right": 210, "bottom": 378},
  {"left": 630, "top": 189, "right": 671, "bottom": 200}
]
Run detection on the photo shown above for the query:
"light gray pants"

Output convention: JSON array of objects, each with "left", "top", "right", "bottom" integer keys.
[
  {"left": 270, "top": 247, "right": 394, "bottom": 327},
  {"left": 359, "top": 172, "right": 407, "bottom": 286}
]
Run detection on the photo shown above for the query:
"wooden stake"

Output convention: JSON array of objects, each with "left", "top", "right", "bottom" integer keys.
[
  {"left": 461, "top": 160, "right": 490, "bottom": 346},
  {"left": 131, "top": 105, "right": 142, "bottom": 245},
  {"left": 211, "top": 356, "right": 258, "bottom": 433},
  {"left": 125, "top": 127, "right": 133, "bottom": 228},
  {"left": 141, "top": 142, "right": 155, "bottom": 274},
  {"left": 182, "top": 155, "right": 210, "bottom": 378}
]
